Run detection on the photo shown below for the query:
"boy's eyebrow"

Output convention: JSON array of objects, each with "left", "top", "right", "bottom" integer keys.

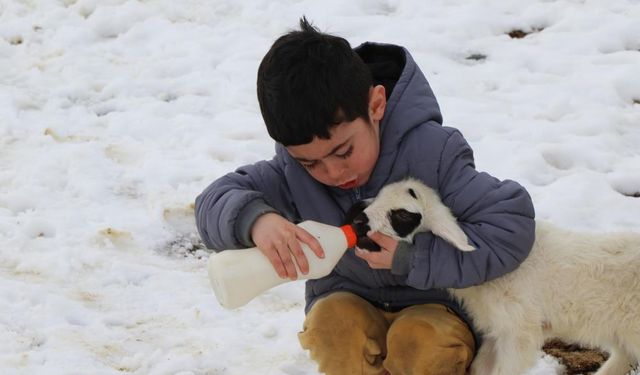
[{"left": 294, "top": 139, "right": 350, "bottom": 163}]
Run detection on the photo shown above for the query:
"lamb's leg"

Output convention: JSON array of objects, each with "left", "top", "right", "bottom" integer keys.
[
  {"left": 469, "top": 337, "right": 495, "bottom": 375},
  {"left": 488, "top": 331, "right": 543, "bottom": 375},
  {"left": 593, "top": 347, "right": 634, "bottom": 375}
]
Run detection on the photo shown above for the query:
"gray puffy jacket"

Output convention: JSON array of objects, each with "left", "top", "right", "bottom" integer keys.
[{"left": 195, "top": 43, "right": 536, "bottom": 345}]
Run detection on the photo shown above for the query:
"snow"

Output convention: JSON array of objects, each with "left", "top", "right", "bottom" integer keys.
[{"left": 1, "top": 0, "right": 640, "bottom": 374}]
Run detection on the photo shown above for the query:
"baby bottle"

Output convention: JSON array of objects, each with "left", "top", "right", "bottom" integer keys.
[{"left": 207, "top": 221, "right": 357, "bottom": 309}]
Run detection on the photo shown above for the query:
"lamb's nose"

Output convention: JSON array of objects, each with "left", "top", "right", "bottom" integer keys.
[
  {"left": 353, "top": 212, "right": 369, "bottom": 225},
  {"left": 352, "top": 213, "right": 370, "bottom": 237}
]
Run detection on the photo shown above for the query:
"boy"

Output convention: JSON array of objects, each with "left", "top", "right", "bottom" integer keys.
[{"left": 196, "top": 18, "right": 535, "bottom": 375}]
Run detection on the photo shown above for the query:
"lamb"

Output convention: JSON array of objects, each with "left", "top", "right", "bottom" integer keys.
[{"left": 352, "top": 178, "right": 640, "bottom": 375}]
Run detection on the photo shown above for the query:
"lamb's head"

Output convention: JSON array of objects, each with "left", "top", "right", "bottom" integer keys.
[{"left": 344, "top": 178, "right": 475, "bottom": 252}]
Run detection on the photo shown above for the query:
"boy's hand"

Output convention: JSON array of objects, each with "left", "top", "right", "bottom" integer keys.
[
  {"left": 354, "top": 231, "right": 398, "bottom": 270},
  {"left": 251, "top": 213, "right": 325, "bottom": 280}
]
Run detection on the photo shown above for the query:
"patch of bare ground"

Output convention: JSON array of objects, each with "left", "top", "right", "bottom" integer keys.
[
  {"left": 508, "top": 27, "right": 545, "bottom": 39},
  {"left": 543, "top": 339, "right": 608, "bottom": 374}
]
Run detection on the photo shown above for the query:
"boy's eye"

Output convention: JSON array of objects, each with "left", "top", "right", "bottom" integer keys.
[
  {"left": 302, "top": 161, "right": 318, "bottom": 170},
  {"left": 335, "top": 146, "right": 353, "bottom": 159},
  {"left": 300, "top": 145, "right": 352, "bottom": 170}
]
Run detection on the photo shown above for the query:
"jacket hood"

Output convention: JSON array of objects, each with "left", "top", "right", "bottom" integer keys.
[{"left": 354, "top": 42, "right": 443, "bottom": 193}]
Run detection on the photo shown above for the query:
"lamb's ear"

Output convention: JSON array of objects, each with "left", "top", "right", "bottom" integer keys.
[{"left": 431, "top": 219, "right": 476, "bottom": 252}]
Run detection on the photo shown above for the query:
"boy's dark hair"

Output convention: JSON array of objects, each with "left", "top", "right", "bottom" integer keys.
[{"left": 257, "top": 17, "right": 373, "bottom": 146}]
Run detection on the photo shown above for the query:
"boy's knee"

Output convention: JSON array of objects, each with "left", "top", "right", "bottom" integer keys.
[
  {"left": 302, "top": 292, "right": 386, "bottom": 332},
  {"left": 306, "top": 292, "right": 364, "bottom": 319},
  {"left": 386, "top": 326, "right": 472, "bottom": 375},
  {"left": 384, "top": 306, "right": 474, "bottom": 375},
  {"left": 298, "top": 292, "right": 388, "bottom": 375}
]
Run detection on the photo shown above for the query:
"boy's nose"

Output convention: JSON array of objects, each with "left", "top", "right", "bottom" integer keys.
[{"left": 325, "top": 161, "right": 347, "bottom": 182}]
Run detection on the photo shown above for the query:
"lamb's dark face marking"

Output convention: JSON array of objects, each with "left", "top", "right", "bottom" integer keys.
[
  {"left": 344, "top": 185, "right": 423, "bottom": 252},
  {"left": 389, "top": 209, "right": 422, "bottom": 237},
  {"left": 387, "top": 188, "right": 422, "bottom": 237}
]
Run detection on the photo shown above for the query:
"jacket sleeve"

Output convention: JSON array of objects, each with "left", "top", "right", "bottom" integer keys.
[
  {"left": 403, "top": 130, "right": 536, "bottom": 289},
  {"left": 194, "top": 158, "right": 296, "bottom": 251}
]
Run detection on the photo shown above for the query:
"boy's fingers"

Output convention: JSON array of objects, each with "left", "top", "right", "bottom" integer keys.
[
  {"left": 288, "top": 237, "right": 309, "bottom": 275},
  {"left": 283, "top": 253, "right": 298, "bottom": 280},
  {"left": 275, "top": 240, "right": 298, "bottom": 280},
  {"left": 355, "top": 247, "right": 377, "bottom": 263},
  {"left": 367, "top": 231, "right": 394, "bottom": 249},
  {"left": 367, "top": 232, "right": 387, "bottom": 247},
  {"left": 297, "top": 228, "right": 325, "bottom": 259},
  {"left": 367, "top": 231, "right": 384, "bottom": 244},
  {"left": 263, "top": 247, "right": 287, "bottom": 279},
  {"left": 354, "top": 247, "right": 368, "bottom": 261},
  {"left": 355, "top": 247, "right": 390, "bottom": 269}
]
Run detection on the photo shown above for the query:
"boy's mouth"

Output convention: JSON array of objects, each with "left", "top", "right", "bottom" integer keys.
[{"left": 338, "top": 179, "right": 358, "bottom": 189}]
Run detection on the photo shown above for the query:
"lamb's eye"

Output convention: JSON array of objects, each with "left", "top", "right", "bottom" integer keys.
[
  {"left": 388, "top": 209, "right": 422, "bottom": 238},
  {"left": 408, "top": 188, "right": 417, "bottom": 199}
]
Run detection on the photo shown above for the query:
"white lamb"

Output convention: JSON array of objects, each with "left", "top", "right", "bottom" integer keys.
[{"left": 357, "top": 178, "right": 640, "bottom": 375}]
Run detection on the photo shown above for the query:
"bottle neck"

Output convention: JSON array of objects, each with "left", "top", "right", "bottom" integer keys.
[{"left": 340, "top": 225, "right": 357, "bottom": 248}]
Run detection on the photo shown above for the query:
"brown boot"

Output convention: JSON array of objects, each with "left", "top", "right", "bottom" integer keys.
[
  {"left": 298, "top": 292, "right": 389, "bottom": 375},
  {"left": 383, "top": 304, "right": 475, "bottom": 375}
]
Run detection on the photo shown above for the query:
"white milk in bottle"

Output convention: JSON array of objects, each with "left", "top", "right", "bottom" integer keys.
[{"left": 207, "top": 220, "right": 357, "bottom": 309}]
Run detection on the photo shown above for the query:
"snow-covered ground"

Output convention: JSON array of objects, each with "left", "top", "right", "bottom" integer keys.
[{"left": 1, "top": 0, "right": 640, "bottom": 374}]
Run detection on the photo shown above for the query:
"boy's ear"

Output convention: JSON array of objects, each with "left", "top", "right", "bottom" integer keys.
[{"left": 369, "top": 85, "right": 386, "bottom": 121}]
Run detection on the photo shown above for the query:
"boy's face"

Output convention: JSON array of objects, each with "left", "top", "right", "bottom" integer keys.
[{"left": 286, "top": 85, "right": 386, "bottom": 189}]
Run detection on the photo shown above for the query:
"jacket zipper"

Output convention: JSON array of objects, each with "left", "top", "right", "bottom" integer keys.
[{"left": 353, "top": 187, "right": 361, "bottom": 202}]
